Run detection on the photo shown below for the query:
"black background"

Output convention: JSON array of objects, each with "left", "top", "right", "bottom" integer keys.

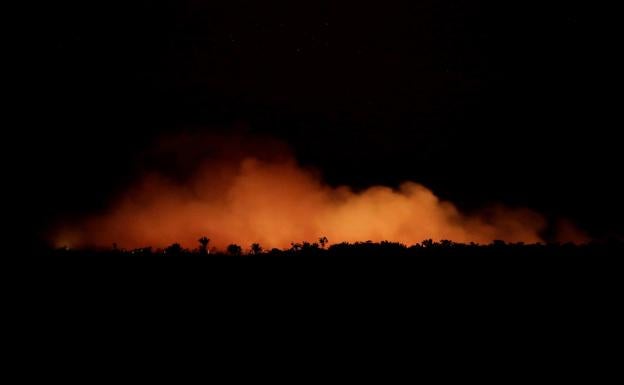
[{"left": 13, "top": 1, "right": 622, "bottom": 243}]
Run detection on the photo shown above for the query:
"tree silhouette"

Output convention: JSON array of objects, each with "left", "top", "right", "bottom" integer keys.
[
  {"left": 165, "top": 243, "right": 183, "bottom": 255},
  {"left": 319, "top": 236, "right": 328, "bottom": 249},
  {"left": 421, "top": 239, "right": 435, "bottom": 248},
  {"left": 227, "top": 244, "right": 242, "bottom": 256},
  {"left": 440, "top": 239, "right": 454, "bottom": 248},
  {"left": 250, "top": 243, "right": 263, "bottom": 255},
  {"left": 301, "top": 241, "right": 320, "bottom": 251},
  {"left": 198, "top": 236, "right": 210, "bottom": 255}
]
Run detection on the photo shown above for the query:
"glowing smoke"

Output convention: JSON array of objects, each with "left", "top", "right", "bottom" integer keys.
[{"left": 52, "top": 132, "right": 585, "bottom": 250}]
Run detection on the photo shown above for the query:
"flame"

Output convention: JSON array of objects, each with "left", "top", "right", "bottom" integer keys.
[{"left": 52, "top": 133, "right": 586, "bottom": 250}]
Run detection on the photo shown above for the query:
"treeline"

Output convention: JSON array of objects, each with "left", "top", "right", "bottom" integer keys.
[
  {"left": 49, "top": 238, "right": 624, "bottom": 257},
  {"left": 28, "top": 238, "right": 624, "bottom": 300}
]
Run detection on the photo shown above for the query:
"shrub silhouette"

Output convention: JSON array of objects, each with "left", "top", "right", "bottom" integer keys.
[
  {"left": 227, "top": 244, "right": 242, "bottom": 256},
  {"left": 165, "top": 243, "right": 184, "bottom": 255},
  {"left": 290, "top": 242, "right": 302, "bottom": 252}
]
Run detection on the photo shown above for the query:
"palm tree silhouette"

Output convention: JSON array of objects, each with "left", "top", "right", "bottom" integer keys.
[{"left": 198, "top": 236, "right": 210, "bottom": 254}]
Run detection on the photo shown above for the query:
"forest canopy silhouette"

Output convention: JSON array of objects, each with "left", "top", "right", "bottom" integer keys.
[{"left": 51, "top": 132, "right": 588, "bottom": 251}]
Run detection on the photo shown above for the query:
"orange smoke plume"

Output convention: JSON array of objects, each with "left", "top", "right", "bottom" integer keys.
[{"left": 52, "top": 133, "right": 581, "bottom": 250}]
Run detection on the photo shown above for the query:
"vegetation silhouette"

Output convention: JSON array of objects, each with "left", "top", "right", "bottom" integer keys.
[
  {"left": 164, "top": 243, "right": 184, "bottom": 256},
  {"left": 42, "top": 238, "right": 623, "bottom": 296},
  {"left": 198, "top": 237, "right": 210, "bottom": 255},
  {"left": 226, "top": 244, "right": 243, "bottom": 256},
  {"left": 48, "top": 238, "right": 623, "bottom": 258},
  {"left": 250, "top": 243, "right": 263, "bottom": 255},
  {"left": 319, "top": 236, "right": 328, "bottom": 249}
]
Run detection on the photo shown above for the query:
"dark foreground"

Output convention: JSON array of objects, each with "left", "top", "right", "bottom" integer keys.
[
  {"left": 26, "top": 240, "right": 624, "bottom": 286},
  {"left": 12, "top": 239, "right": 623, "bottom": 359}
]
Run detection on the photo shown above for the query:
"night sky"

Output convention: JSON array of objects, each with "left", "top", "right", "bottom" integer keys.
[{"left": 17, "top": 1, "right": 622, "bottom": 244}]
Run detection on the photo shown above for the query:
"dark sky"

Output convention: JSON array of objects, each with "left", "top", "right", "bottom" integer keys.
[{"left": 17, "top": 1, "right": 622, "bottom": 241}]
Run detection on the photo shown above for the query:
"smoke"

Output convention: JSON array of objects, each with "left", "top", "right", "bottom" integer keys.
[{"left": 52, "top": 132, "right": 586, "bottom": 250}]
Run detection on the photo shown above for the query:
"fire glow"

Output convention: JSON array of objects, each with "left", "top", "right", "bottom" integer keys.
[{"left": 53, "top": 133, "right": 586, "bottom": 250}]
